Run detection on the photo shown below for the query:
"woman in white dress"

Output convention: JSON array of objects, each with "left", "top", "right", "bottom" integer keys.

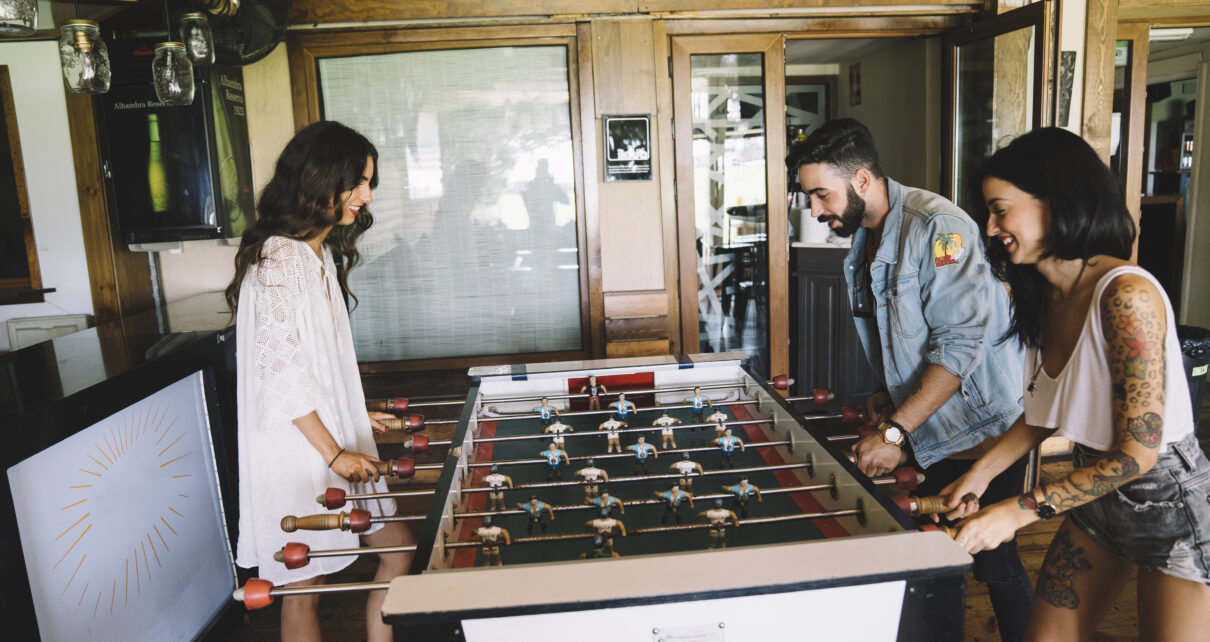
[
  {"left": 225, "top": 121, "right": 412, "bottom": 642},
  {"left": 941, "top": 128, "right": 1210, "bottom": 641}
]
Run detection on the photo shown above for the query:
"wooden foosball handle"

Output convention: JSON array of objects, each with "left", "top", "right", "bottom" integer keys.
[
  {"left": 914, "top": 494, "right": 950, "bottom": 515},
  {"left": 282, "top": 513, "right": 343, "bottom": 532},
  {"left": 381, "top": 415, "right": 425, "bottom": 432},
  {"left": 367, "top": 397, "right": 408, "bottom": 413},
  {"left": 374, "top": 458, "right": 416, "bottom": 478}
]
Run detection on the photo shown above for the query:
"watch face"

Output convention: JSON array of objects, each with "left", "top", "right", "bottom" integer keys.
[
  {"left": 884, "top": 426, "right": 903, "bottom": 443},
  {"left": 1037, "top": 503, "right": 1057, "bottom": 520}
]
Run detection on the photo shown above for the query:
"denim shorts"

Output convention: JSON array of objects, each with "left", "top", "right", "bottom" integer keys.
[{"left": 1068, "top": 432, "right": 1210, "bottom": 585}]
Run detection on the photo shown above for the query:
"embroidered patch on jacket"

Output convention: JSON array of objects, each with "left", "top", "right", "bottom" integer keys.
[{"left": 933, "top": 232, "right": 965, "bottom": 267}]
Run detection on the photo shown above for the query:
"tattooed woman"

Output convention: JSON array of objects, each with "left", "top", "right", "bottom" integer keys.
[{"left": 940, "top": 128, "right": 1210, "bottom": 641}]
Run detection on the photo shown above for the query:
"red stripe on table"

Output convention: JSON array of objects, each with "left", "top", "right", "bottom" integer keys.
[
  {"left": 451, "top": 420, "right": 496, "bottom": 568},
  {"left": 565, "top": 372, "right": 655, "bottom": 411},
  {"left": 730, "top": 403, "right": 850, "bottom": 538}
]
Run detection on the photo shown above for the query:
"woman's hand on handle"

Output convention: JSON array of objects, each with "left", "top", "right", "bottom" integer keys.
[
  {"left": 331, "top": 450, "right": 383, "bottom": 483},
  {"left": 368, "top": 411, "right": 395, "bottom": 434},
  {"left": 951, "top": 498, "right": 1034, "bottom": 554},
  {"left": 937, "top": 470, "right": 992, "bottom": 522}
]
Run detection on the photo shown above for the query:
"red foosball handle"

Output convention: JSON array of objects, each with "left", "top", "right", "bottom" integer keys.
[
  {"left": 382, "top": 415, "right": 425, "bottom": 432},
  {"left": 892, "top": 467, "right": 921, "bottom": 491},
  {"left": 840, "top": 406, "right": 864, "bottom": 423},
  {"left": 347, "top": 508, "right": 371, "bottom": 533},
  {"left": 891, "top": 494, "right": 949, "bottom": 516},
  {"left": 810, "top": 388, "right": 834, "bottom": 405},
  {"left": 768, "top": 374, "right": 796, "bottom": 390},
  {"left": 405, "top": 434, "right": 429, "bottom": 453},
  {"left": 320, "top": 487, "right": 346, "bottom": 509},
  {"left": 375, "top": 458, "right": 415, "bottom": 478},
  {"left": 392, "top": 397, "right": 409, "bottom": 413},
  {"left": 277, "top": 542, "right": 311, "bottom": 569},
  {"left": 234, "top": 578, "right": 275, "bottom": 610}
]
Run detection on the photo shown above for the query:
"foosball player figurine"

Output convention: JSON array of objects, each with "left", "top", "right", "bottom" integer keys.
[
  {"left": 593, "top": 488, "right": 625, "bottom": 515},
  {"left": 609, "top": 392, "right": 637, "bottom": 424},
  {"left": 584, "top": 507, "right": 626, "bottom": 554},
  {"left": 699, "top": 498, "right": 740, "bottom": 549},
  {"left": 653, "top": 410, "right": 682, "bottom": 448},
  {"left": 656, "top": 484, "right": 693, "bottom": 525},
  {"left": 601, "top": 417, "right": 625, "bottom": 453},
  {"left": 544, "top": 418, "right": 572, "bottom": 446},
  {"left": 483, "top": 464, "right": 514, "bottom": 512},
  {"left": 517, "top": 495, "right": 555, "bottom": 535},
  {"left": 534, "top": 397, "right": 559, "bottom": 427},
  {"left": 627, "top": 435, "right": 659, "bottom": 474},
  {"left": 581, "top": 375, "right": 607, "bottom": 410},
  {"left": 670, "top": 452, "right": 704, "bottom": 492},
  {"left": 580, "top": 535, "right": 619, "bottom": 559},
  {"left": 714, "top": 428, "right": 745, "bottom": 468},
  {"left": 540, "top": 441, "right": 569, "bottom": 481},
  {"left": 684, "top": 386, "right": 712, "bottom": 426},
  {"left": 724, "top": 477, "right": 762, "bottom": 517},
  {"left": 707, "top": 408, "right": 730, "bottom": 437},
  {"left": 475, "top": 516, "right": 510, "bottom": 566},
  {"left": 575, "top": 458, "right": 609, "bottom": 503}
]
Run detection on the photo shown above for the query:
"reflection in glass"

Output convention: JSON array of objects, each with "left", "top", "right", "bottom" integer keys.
[
  {"left": 319, "top": 47, "right": 581, "bottom": 361},
  {"left": 690, "top": 53, "right": 769, "bottom": 377},
  {"left": 954, "top": 26, "right": 1035, "bottom": 206},
  {"left": 1111, "top": 40, "right": 1130, "bottom": 184}
]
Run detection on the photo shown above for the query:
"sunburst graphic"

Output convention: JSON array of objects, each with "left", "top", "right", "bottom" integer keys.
[{"left": 53, "top": 402, "right": 194, "bottom": 617}]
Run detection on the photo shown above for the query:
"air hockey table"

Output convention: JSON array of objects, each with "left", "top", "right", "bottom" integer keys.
[{"left": 239, "top": 353, "right": 972, "bottom": 641}]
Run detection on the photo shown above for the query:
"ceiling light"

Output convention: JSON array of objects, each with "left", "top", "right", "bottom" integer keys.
[
  {"left": 0, "top": 0, "right": 37, "bottom": 36},
  {"left": 1150, "top": 28, "right": 1195, "bottom": 42}
]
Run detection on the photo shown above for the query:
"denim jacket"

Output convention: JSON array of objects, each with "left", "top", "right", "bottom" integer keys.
[{"left": 843, "top": 178, "right": 1024, "bottom": 468}]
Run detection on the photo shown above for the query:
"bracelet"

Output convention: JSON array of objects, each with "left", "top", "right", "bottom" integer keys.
[{"left": 328, "top": 448, "right": 345, "bottom": 468}]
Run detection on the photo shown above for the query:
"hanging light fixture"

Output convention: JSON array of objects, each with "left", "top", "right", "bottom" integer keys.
[
  {"left": 57, "top": 1, "right": 111, "bottom": 94},
  {"left": 153, "top": 41, "right": 194, "bottom": 105},
  {"left": 0, "top": 0, "right": 37, "bottom": 36},
  {"left": 153, "top": 0, "right": 194, "bottom": 105},
  {"left": 179, "top": 12, "right": 215, "bottom": 65}
]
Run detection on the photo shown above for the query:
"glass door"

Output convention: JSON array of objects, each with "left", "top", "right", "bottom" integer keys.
[
  {"left": 943, "top": 1, "right": 1054, "bottom": 207},
  {"left": 671, "top": 35, "right": 787, "bottom": 380}
]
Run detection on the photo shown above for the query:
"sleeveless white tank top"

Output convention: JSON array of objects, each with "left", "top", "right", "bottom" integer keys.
[{"left": 1024, "top": 266, "right": 1193, "bottom": 451}]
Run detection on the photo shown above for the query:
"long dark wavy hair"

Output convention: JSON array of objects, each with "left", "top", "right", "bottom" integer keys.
[
  {"left": 225, "top": 121, "right": 379, "bottom": 311},
  {"left": 967, "top": 127, "right": 1135, "bottom": 349}
]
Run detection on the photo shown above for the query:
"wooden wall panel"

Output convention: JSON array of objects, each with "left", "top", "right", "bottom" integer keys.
[
  {"left": 591, "top": 19, "right": 657, "bottom": 115},
  {"left": 603, "top": 290, "right": 668, "bottom": 317},
  {"left": 291, "top": 1, "right": 978, "bottom": 25},
  {"left": 1081, "top": 0, "right": 1117, "bottom": 163},
  {"left": 605, "top": 339, "right": 671, "bottom": 358}
]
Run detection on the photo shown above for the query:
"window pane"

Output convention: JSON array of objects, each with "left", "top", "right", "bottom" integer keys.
[
  {"left": 319, "top": 46, "right": 581, "bottom": 361},
  {"left": 690, "top": 53, "right": 769, "bottom": 377},
  {"left": 954, "top": 26, "right": 1036, "bottom": 203}
]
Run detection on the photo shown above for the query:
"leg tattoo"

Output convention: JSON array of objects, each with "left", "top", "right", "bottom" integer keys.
[{"left": 1036, "top": 529, "right": 1092, "bottom": 610}]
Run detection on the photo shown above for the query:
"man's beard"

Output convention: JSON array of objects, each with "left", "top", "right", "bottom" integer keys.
[{"left": 816, "top": 184, "right": 865, "bottom": 238}]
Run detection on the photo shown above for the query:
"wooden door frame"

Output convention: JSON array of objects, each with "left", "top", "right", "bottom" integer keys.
[
  {"left": 670, "top": 34, "right": 787, "bottom": 379},
  {"left": 287, "top": 25, "right": 603, "bottom": 372},
  {"left": 941, "top": 0, "right": 1054, "bottom": 201},
  {"left": 1116, "top": 23, "right": 1151, "bottom": 227}
]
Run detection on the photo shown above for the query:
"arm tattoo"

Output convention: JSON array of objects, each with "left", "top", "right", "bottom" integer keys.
[
  {"left": 1043, "top": 451, "right": 1140, "bottom": 512},
  {"left": 1126, "top": 412, "right": 1163, "bottom": 448},
  {"left": 1036, "top": 529, "right": 1092, "bottom": 610}
]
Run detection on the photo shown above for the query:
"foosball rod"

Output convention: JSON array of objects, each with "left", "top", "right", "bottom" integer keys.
[
  {"left": 314, "top": 466, "right": 924, "bottom": 511},
  {"left": 457, "top": 471, "right": 924, "bottom": 519},
  {"left": 478, "top": 374, "right": 799, "bottom": 405},
  {"left": 483, "top": 392, "right": 834, "bottom": 424},
  {"left": 426, "top": 418, "right": 775, "bottom": 448},
  {"left": 443, "top": 507, "right": 868, "bottom": 550},
  {"left": 460, "top": 440, "right": 793, "bottom": 470},
  {"left": 235, "top": 578, "right": 390, "bottom": 610},
  {"left": 366, "top": 397, "right": 466, "bottom": 413},
  {"left": 460, "top": 460, "right": 806, "bottom": 493},
  {"left": 273, "top": 542, "right": 418, "bottom": 569}
]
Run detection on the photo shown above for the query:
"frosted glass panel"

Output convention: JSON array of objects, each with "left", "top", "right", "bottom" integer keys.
[{"left": 319, "top": 46, "right": 581, "bottom": 361}]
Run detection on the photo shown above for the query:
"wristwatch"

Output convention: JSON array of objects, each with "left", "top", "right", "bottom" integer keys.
[
  {"left": 1034, "top": 490, "right": 1057, "bottom": 520},
  {"left": 875, "top": 420, "right": 905, "bottom": 447}
]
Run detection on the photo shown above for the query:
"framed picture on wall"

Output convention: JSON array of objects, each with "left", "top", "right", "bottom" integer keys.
[{"left": 603, "top": 114, "right": 652, "bottom": 181}]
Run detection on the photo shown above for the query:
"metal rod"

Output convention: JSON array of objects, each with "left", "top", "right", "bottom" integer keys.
[
  {"left": 460, "top": 459, "right": 802, "bottom": 493},
  {"left": 427, "top": 418, "right": 773, "bottom": 448},
  {"left": 306, "top": 544, "right": 418, "bottom": 559},
  {"left": 322, "top": 489, "right": 435, "bottom": 506},
  {"left": 455, "top": 483, "right": 833, "bottom": 519},
  {"left": 480, "top": 380, "right": 754, "bottom": 404},
  {"left": 254, "top": 579, "right": 392, "bottom": 599},
  {"left": 462, "top": 440, "right": 791, "bottom": 469},
  {"left": 481, "top": 398, "right": 764, "bottom": 423},
  {"left": 443, "top": 507, "right": 863, "bottom": 549}
]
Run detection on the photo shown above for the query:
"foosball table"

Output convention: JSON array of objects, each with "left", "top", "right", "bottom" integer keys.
[{"left": 236, "top": 353, "right": 971, "bottom": 641}]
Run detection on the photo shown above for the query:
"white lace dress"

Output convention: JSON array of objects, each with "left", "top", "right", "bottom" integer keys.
[{"left": 234, "top": 236, "right": 395, "bottom": 585}]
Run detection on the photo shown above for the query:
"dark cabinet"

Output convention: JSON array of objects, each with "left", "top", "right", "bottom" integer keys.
[{"left": 789, "top": 246, "right": 880, "bottom": 406}]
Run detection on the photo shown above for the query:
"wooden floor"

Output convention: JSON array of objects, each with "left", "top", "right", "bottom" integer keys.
[{"left": 205, "top": 374, "right": 1210, "bottom": 642}]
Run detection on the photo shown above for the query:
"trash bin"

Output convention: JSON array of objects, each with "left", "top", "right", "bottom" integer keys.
[{"left": 1178, "top": 325, "right": 1210, "bottom": 436}]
